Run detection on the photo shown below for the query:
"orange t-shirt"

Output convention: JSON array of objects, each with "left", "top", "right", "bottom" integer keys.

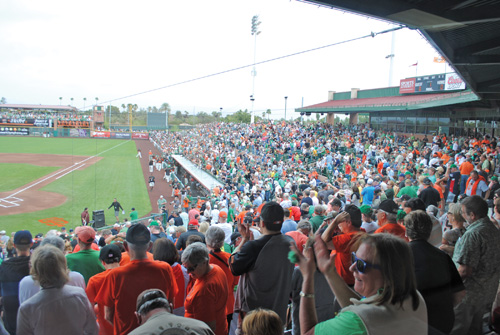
[
  {"left": 95, "top": 260, "right": 178, "bottom": 335},
  {"left": 119, "top": 251, "right": 154, "bottom": 266},
  {"left": 460, "top": 161, "right": 474, "bottom": 175},
  {"left": 375, "top": 223, "right": 408, "bottom": 241},
  {"left": 209, "top": 251, "right": 239, "bottom": 315},
  {"left": 172, "top": 263, "right": 187, "bottom": 310},
  {"left": 332, "top": 232, "right": 363, "bottom": 285},
  {"left": 86, "top": 269, "right": 114, "bottom": 335},
  {"left": 185, "top": 265, "right": 229, "bottom": 335}
]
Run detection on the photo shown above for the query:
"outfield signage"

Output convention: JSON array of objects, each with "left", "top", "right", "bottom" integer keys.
[
  {"left": 91, "top": 131, "right": 137, "bottom": 139},
  {"left": 0, "top": 118, "right": 52, "bottom": 127},
  {"left": 57, "top": 120, "right": 90, "bottom": 128},
  {"left": 132, "top": 132, "right": 149, "bottom": 139},
  {"left": 0, "top": 127, "right": 30, "bottom": 135},
  {"left": 91, "top": 131, "right": 110, "bottom": 138},
  {"left": 399, "top": 73, "right": 465, "bottom": 94},
  {"left": 111, "top": 132, "right": 131, "bottom": 139},
  {"left": 69, "top": 129, "right": 88, "bottom": 138}
]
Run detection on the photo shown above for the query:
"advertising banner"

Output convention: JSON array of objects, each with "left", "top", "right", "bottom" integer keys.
[
  {"left": 445, "top": 73, "right": 466, "bottom": 90},
  {"left": 111, "top": 132, "right": 131, "bottom": 139},
  {"left": 400, "top": 73, "right": 465, "bottom": 94},
  {"left": 0, "top": 127, "right": 30, "bottom": 135},
  {"left": 91, "top": 131, "right": 110, "bottom": 138},
  {"left": 57, "top": 120, "right": 90, "bottom": 128},
  {"left": 399, "top": 78, "right": 416, "bottom": 94},
  {"left": 70, "top": 129, "right": 88, "bottom": 138},
  {"left": 132, "top": 132, "right": 149, "bottom": 139},
  {"left": 0, "top": 118, "right": 52, "bottom": 127}
]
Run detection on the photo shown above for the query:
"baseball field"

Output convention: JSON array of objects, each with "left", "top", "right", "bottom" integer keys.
[{"left": 0, "top": 136, "right": 152, "bottom": 235}]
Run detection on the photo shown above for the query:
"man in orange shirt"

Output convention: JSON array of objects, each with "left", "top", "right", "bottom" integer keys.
[
  {"left": 460, "top": 158, "right": 475, "bottom": 195},
  {"left": 95, "top": 224, "right": 178, "bottom": 335},
  {"left": 86, "top": 244, "right": 122, "bottom": 335},
  {"left": 374, "top": 200, "right": 407, "bottom": 241},
  {"left": 321, "top": 206, "right": 365, "bottom": 286}
]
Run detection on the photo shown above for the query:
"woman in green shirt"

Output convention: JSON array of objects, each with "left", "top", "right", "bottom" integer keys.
[{"left": 292, "top": 233, "right": 427, "bottom": 335}]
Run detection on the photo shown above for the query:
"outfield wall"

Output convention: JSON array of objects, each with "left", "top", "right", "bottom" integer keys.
[{"left": 0, "top": 127, "right": 149, "bottom": 139}]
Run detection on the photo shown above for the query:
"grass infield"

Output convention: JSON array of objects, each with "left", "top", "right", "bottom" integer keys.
[{"left": 0, "top": 137, "right": 151, "bottom": 235}]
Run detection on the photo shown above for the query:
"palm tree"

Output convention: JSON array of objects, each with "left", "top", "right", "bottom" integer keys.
[
  {"left": 95, "top": 97, "right": 99, "bottom": 106},
  {"left": 159, "top": 102, "right": 171, "bottom": 114},
  {"left": 59, "top": 97, "right": 62, "bottom": 105},
  {"left": 266, "top": 109, "right": 271, "bottom": 120},
  {"left": 70, "top": 97, "right": 74, "bottom": 106},
  {"left": 83, "top": 97, "right": 87, "bottom": 111}
]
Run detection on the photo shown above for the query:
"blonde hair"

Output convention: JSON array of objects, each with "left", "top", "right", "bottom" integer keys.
[
  {"left": 199, "top": 221, "right": 209, "bottom": 234},
  {"left": 242, "top": 308, "right": 283, "bottom": 335},
  {"left": 30, "top": 245, "right": 69, "bottom": 289}
]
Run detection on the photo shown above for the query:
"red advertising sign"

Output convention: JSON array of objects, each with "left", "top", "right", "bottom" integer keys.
[
  {"left": 399, "top": 78, "right": 416, "bottom": 94},
  {"left": 91, "top": 131, "right": 110, "bottom": 138},
  {"left": 132, "top": 132, "right": 149, "bottom": 139}
]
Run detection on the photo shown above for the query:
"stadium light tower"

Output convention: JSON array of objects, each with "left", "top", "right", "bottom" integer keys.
[{"left": 250, "top": 15, "right": 261, "bottom": 124}]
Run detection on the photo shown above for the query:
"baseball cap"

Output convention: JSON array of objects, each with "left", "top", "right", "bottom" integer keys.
[
  {"left": 99, "top": 244, "right": 122, "bottom": 262},
  {"left": 261, "top": 201, "right": 284, "bottom": 225},
  {"left": 126, "top": 224, "right": 151, "bottom": 245},
  {"left": 359, "top": 205, "right": 372, "bottom": 215},
  {"left": 14, "top": 230, "right": 32, "bottom": 245},
  {"left": 230, "top": 232, "right": 241, "bottom": 245},
  {"left": 219, "top": 212, "right": 228, "bottom": 218},
  {"left": 343, "top": 205, "right": 362, "bottom": 227},
  {"left": 422, "top": 177, "right": 433, "bottom": 186},
  {"left": 378, "top": 199, "right": 399, "bottom": 214},
  {"left": 188, "top": 219, "right": 199, "bottom": 227},
  {"left": 0, "top": 230, "right": 5, "bottom": 235},
  {"left": 491, "top": 175, "right": 498, "bottom": 181},
  {"left": 149, "top": 221, "right": 159, "bottom": 227},
  {"left": 75, "top": 226, "right": 96, "bottom": 244},
  {"left": 450, "top": 164, "right": 458, "bottom": 169}
]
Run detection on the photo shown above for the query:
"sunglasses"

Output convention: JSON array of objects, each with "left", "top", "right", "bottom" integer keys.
[
  {"left": 184, "top": 263, "right": 199, "bottom": 273},
  {"left": 351, "top": 252, "right": 382, "bottom": 273}
]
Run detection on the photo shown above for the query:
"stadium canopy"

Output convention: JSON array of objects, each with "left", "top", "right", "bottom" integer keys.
[
  {"left": 0, "top": 104, "right": 78, "bottom": 113},
  {"left": 297, "top": 90, "right": 479, "bottom": 114},
  {"left": 171, "top": 155, "right": 223, "bottom": 192},
  {"left": 300, "top": 0, "right": 500, "bottom": 105}
]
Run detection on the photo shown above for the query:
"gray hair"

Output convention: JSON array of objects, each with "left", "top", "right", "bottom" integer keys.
[
  {"left": 205, "top": 226, "right": 225, "bottom": 249},
  {"left": 181, "top": 242, "right": 209, "bottom": 266},
  {"left": 426, "top": 205, "right": 439, "bottom": 217},
  {"left": 297, "top": 220, "right": 312, "bottom": 232},
  {"left": 40, "top": 236, "right": 65, "bottom": 251},
  {"left": 314, "top": 205, "right": 325, "bottom": 215}
]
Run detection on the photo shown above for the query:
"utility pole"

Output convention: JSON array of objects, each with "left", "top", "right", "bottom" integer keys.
[
  {"left": 250, "top": 15, "right": 261, "bottom": 124},
  {"left": 284, "top": 96, "right": 288, "bottom": 121}
]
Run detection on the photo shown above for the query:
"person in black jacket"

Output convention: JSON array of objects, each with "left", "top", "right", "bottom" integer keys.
[
  {"left": 108, "top": 198, "right": 124, "bottom": 223},
  {"left": 0, "top": 230, "right": 32, "bottom": 335}
]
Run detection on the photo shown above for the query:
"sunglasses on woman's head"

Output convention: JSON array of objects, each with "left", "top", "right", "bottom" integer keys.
[{"left": 351, "top": 252, "right": 382, "bottom": 273}]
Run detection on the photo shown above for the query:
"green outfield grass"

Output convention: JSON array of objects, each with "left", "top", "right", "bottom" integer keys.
[{"left": 0, "top": 137, "right": 152, "bottom": 235}]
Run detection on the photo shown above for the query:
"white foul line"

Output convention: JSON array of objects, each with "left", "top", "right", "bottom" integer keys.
[
  {"left": 2, "top": 140, "right": 130, "bottom": 200},
  {"left": 56, "top": 164, "right": 86, "bottom": 180}
]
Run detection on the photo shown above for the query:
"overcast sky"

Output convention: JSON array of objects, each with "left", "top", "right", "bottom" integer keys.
[{"left": 0, "top": 0, "right": 451, "bottom": 119}]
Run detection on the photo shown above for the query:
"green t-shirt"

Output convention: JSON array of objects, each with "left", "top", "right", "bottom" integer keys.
[
  {"left": 314, "top": 310, "right": 366, "bottom": 335},
  {"left": 130, "top": 210, "right": 138, "bottom": 221},
  {"left": 66, "top": 249, "right": 105, "bottom": 284},
  {"left": 397, "top": 186, "right": 417, "bottom": 199}
]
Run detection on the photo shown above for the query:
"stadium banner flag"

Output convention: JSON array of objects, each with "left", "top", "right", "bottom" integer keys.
[{"left": 132, "top": 132, "right": 149, "bottom": 139}]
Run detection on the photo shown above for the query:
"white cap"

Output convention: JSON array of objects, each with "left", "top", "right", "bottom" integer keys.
[{"left": 367, "top": 179, "right": 373, "bottom": 185}]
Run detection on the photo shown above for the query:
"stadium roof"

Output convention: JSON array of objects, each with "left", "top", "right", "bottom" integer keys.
[
  {"left": 296, "top": 90, "right": 479, "bottom": 113},
  {"left": 0, "top": 104, "right": 78, "bottom": 112},
  {"left": 300, "top": 0, "right": 500, "bottom": 104}
]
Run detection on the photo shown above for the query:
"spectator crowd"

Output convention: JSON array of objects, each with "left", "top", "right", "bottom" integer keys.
[{"left": 1, "top": 120, "right": 500, "bottom": 335}]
